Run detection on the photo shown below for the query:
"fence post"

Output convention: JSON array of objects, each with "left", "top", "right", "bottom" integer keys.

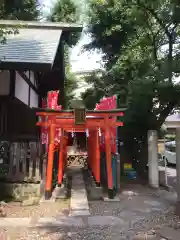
[{"left": 148, "top": 130, "right": 159, "bottom": 188}]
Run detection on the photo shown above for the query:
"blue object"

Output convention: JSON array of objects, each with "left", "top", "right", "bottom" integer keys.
[
  {"left": 112, "top": 153, "right": 117, "bottom": 189},
  {"left": 127, "top": 171, "right": 137, "bottom": 180}
]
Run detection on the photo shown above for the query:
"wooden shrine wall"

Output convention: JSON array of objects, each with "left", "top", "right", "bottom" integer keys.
[
  {"left": 7, "top": 99, "right": 38, "bottom": 139},
  {"left": 0, "top": 141, "right": 45, "bottom": 183}
]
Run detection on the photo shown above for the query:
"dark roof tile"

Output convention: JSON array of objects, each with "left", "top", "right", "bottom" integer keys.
[{"left": 0, "top": 28, "right": 62, "bottom": 65}]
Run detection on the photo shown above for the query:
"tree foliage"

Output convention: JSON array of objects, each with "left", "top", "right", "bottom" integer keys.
[
  {"left": 48, "top": 0, "right": 80, "bottom": 108},
  {"left": 1, "top": 0, "right": 40, "bottom": 20},
  {"left": 48, "top": 0, "right": 80, "bottom": 46},
  {"left": 0, "top": 0, "right": 40, "bottom": 42},
  {"left": 81, "top": 71, "right": 105, "bottom": 109},
  {"left": 48, "top": 0, "right": 78, "bottom": 23},
  {"left": 82, "top": 0, "right": 180, "bottom": 175}
]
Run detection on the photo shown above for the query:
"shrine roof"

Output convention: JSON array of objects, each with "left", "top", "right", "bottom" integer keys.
[
  {"left": 0, "top": 20, "right": 82, "bottom": 70},
  {"left": 0, "top": 20, "right": 82, "bottom": 31}
]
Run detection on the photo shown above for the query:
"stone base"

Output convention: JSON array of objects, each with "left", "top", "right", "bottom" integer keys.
[
  {"left": 0, "top": 182, "right": 41, "bottom": 201},
  {"left": 21, "top": 197, "right": 40, "bottom": 206},
  {"left": 39, "top": 197, "right": 55, "bottom": 203},
  {"left": 89, "top": 186, "right": 103, "bottom": 200},
  {"left": 103, "top": 196, "right": 120, "bottom": 202},
  {"left": 52, "top": 185, "right": 66, "bottom": 199}
]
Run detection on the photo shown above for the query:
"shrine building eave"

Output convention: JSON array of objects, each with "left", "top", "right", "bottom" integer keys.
[{"left": 0, "top": 20, "right": 82, "bottom": 71}]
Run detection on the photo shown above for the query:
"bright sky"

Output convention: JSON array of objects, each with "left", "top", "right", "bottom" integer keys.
[{"left": 42, "top": 0, "right": 102, "bottom": 73}]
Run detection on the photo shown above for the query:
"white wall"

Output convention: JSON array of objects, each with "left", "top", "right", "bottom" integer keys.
[
  {"left": 0, "top": 71, "right": 10, "bottom": 95},
  {"left": 24, "top": 71, "right": 37, "bottom": 87},
  {"left": 15, "top": 71, "right": 39, "bottom": 107},
  {"left": 24, "top": 71, "right": 29, "bottom": 80},
  {"left": 30, "top": 71, "right": 35, "bottom": 86},
  {"left": 30, "top": 88, "right": 38, "bottom": 108},
  {"left": 15, "top": 72, "right": 29, "bottom": 105}
]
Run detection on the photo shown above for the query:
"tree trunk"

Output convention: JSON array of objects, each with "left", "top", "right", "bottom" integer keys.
[
  {"left": 168, "top": 34, "right": 173, "bottom": 83},
  {"left": 136, "top": 140, "right": 148, "bottom": 180}
]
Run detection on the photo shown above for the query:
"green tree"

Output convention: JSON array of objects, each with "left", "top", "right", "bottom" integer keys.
[
  {"left": 48, "top": 0, "right": 78, "bottom": 23},
  {"left": 48, "top": 0, "right": 81, "bottom": 108},
  {"left": 81, "top": 71, "right": 105, "bottom": 109},
  {"left": 1, "top": 0, "right": 40, "bottom": 20},
  {"left": 0, "top": 0, "right": 40, "bottom": 43},
  {"left": 48, "top": 0, "right": 80, "bottom": 46},
  {"left": 83, "top": 0, "right": 180, "bottom": 176}
]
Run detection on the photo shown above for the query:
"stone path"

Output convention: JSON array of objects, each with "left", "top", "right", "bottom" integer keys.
[{"left": 69, "top": 167, "right": 90, "bottom": 216}]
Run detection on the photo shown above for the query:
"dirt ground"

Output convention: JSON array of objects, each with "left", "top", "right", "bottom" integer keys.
[
  {"left": 0, "top": 227, "right": 66, "bottom": 240},
  {"left": 3, "top": 199, "right": 70, "bottom": 218}
]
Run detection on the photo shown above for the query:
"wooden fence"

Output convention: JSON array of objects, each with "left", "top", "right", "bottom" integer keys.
[{"left": 0, "top": 141, "right": 46, "bottom": 183}]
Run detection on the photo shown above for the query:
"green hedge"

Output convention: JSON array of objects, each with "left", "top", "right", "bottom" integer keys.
[{"left": 165, "top": 134, "right": 175, "bottom": 141}]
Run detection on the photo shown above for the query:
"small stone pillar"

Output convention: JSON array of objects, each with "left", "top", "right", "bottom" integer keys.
[
  {"left": 148, "top": 130, "right": 159, "bottom": 188},
  {"left": 176, "top": 128, "right": 180, "bottom": 202}
]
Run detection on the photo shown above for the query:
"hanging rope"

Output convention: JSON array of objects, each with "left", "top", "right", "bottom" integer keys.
[
  {"left": 71, "top": 129, "right": 74, "bottom": 138},
  {"left": 98, "top": 127, "right": 101, "bottom": 137},
  {"left": 85, "top": 129, "right": 89, "bottom": 138},
  {"left": 71, "top": 129, "right": 77, "bottom": 148}
]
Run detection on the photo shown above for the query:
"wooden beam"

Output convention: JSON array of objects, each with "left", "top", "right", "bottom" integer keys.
[
  {"left": 34, "top": 108, "right": 126, "bottom": 114},
  {"left": 28, "top": 71, "right": 31, "bottom": 106},
  {"left": 9, "top": 70, "right": 15, "bottom": 97},
  {"left": 36, "top": 121, "right": 123, "bottom": 128}
]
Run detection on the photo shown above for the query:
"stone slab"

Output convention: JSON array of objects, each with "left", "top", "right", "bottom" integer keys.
[
  {"left": 157, "top": 226, "right": 180, "bottom": 240},
  {"left": 37, "top": 217, "right": 84, "bottom": 227},
  {"left": 71, "top": 190, "right": 89, "bottom": 210},
  {"left": 70, "top": 169, "right": 90, "bottom": 216},
  {"left": 132, "top": 233, "right": 159, "bottom": 240},
  {"left": 69, "top": 209, "right": 91, "bottom": 217}
]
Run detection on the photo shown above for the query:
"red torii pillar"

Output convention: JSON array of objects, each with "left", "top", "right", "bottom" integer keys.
[
  {"left": 104, "top": 116, "right": 114, "bottom": 198},
  {"left": 94, "top": 129, "right": 100, "bottom": 186},
  {"left": 58, "top": 129, "right": 64, "bottom": 187},
  {"left": 45, "top": 122, "right": 55, "bottom": 199}
]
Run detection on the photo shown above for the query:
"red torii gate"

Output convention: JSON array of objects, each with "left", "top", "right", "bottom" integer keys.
[{"left": 35, "top": 108, "right": 125, "bottom": 199}]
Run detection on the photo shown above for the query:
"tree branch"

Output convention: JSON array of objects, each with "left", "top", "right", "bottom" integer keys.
[
  {"left": 157, "top": 101, "right": 177, "bottom": 127},
  {"left": 135, "top": 1, "right": 170, "bottom": 37}
]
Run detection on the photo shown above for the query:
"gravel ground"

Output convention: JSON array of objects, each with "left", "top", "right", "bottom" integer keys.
[
  {"left": 0, "top": 223, "right": 178, "bottom": 240},
  {"left": 0, "top": 227, "right": 66, "bottom": 240},
  {"left": 89, "top": 188, "right": 171, "bottom": 217},
  {"left": 0, "top": 226, "right": 133, "bottom": 240},
  {"left": 3, "top": 199, "right": 70, "bottom": 218}
]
